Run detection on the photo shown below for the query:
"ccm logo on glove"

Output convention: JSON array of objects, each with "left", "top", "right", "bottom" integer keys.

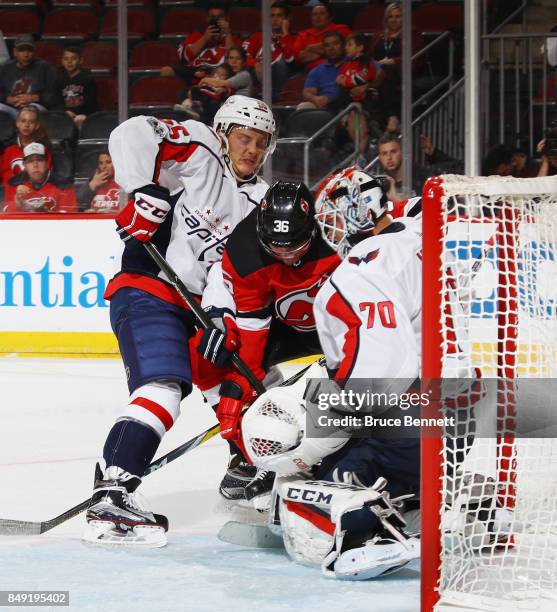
[{"left": 116, "top": 184, "right": 171, "bottom": 243}]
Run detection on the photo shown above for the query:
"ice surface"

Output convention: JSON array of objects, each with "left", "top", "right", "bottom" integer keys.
[{"left": 0, "top": 357, "right": 419, "bottom": 612}]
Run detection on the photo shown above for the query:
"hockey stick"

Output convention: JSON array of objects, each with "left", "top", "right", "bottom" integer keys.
[
  {"left": 0, "top": 423, "right": 220, "bottom": 536},
  {"left": 0, "top": 358, "right": 320, "bottom": 536},
  {"left": 144, "top": 242, "right": 266, "bottom": 395}
]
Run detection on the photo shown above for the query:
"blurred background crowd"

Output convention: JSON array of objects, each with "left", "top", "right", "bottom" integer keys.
[{"left": 0, "top": 0, "right": 555, "bottom": 213}]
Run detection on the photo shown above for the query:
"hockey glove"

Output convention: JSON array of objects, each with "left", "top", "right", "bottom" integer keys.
[
  {"left": 116, "top": 184, "right": 171, "bottom": 243},
  {"left": 197, "top": 310, "right": 240, "bottom": 368},
  {"left": 217, "top": 377, "right": 257, "bottom": 441}
]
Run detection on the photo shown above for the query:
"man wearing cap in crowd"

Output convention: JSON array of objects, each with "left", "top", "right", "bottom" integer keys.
[
  {"left": 3, "top": 142, "right": 77, "bottom": 213},
  {"left": 0, "top": 35, "right": 59, "bottom": 119}
]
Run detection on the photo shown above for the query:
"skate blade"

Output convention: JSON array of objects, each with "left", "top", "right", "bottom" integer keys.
[{"left": 82, "top": 521, "right": 167, "bottom": 548}]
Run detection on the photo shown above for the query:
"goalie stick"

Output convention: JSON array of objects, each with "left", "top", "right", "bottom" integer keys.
[
  {"left": 218, "top": 521, "right": 284, "bottom": 549},
  {"left": 0, "top": 358, "right": 322, "bottom": 536}
]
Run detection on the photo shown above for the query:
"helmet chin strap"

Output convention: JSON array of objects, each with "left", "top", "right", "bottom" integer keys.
[{"left": 218, "top": 130, "right": 264, "bottom": 184}]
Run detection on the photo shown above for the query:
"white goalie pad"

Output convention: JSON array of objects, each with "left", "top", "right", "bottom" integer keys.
[{"left": 275, "top": 476, "right": 419, "bottom": 579}]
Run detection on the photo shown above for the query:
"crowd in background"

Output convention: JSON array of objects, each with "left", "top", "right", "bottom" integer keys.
[{"left": 0, "top": 0, "right": 555, "bottom": 214}]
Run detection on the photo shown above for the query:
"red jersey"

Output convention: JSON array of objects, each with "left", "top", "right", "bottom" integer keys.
[
  {"left": 88, "top": 180, "right": 120, "bottom": 213},
  {"left": 221, "top": 209, "right": 341, "bottom": 377},
  {"left": 293, "top": 23, "right": 351, "bottom": 72},
  {"left": 4, "top": 173, "right": 77, "bottom": 213},
  {"left": 178, "top": 32, "right": 241, "bottom": 69},
  {"left": 242, "top": 31, "right": 295, "bottom": 67},
  {"left": 337, "top": 56, "right": 382, "bottom": 101},
  {"left": 1, "top": 139, "right": 53, "bottom": 187}
]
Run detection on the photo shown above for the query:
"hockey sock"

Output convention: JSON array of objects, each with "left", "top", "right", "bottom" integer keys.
[{"left": 103, "top": 420, "right": 160, "bottom": 477}]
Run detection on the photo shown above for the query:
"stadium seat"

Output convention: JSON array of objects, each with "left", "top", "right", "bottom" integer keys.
[
  {"left": 413, "top": 3, "right": 464, "bottom": 32},
  {"left": 40, "top": 111, "right": 76, "bottom": 144},
  {"left": 75, "top": 148, "right": 104, "bottom": 180},
  {"left": 0, "top": 10, "right": 41, "bottom": 37},
  {"left": 229, "top": 7, "right": 261, "bottom": 37},
  {"left": 100, "top": 8, "right": 156, "bottom": 40},
  {"left": 80, "top": 111, "right": 118, "bottom": 140},
  {"left": 129, "top": 41, "right": 177, "bottom": 73},
  {"left": 94, "top": 76, "right": 117, "bottom": 111},
  {"left": 352, "top": 7, "right": 385, "bottom": 34},
  {"left": 283, "top": 109, "right": 335, "bottom": 139},
  {"left": 81, "top": 42, "right": 117, "bottom": 73},
  {"left": 35, "top": 41, "right": 64, "bottom": 68},
  {"left": 0, "top": 113, "right": 16, "bottom": 143},
  {"left": 276, "top": 75, "right": 306, "bottom": 106},
  {"left": 129, "top": 76, "right": 183, "bottom": 110},
  {"left": 159, "top": 8, "right": 206, "bottom": 40},
  {"left": 289, "top": 6, "right": 312, "bottom": 33},
  {"left": 51, "top": 146, "right": 74, "bottom": 180},
  {"left": 52, "top": 0, "right": 97, "bottom": 7},
  {"left": 42, "top": 8, "right": 99, "bottom": 39}
]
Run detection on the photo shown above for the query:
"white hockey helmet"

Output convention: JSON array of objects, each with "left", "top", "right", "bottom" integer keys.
[
  {"left": 315, "top": 166, "right": 389, "bottom": 257},
  {"left": 213, "top": 95, "right": 276, "bottom": 179}
]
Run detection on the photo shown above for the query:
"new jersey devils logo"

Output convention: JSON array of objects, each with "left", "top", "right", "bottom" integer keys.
[
  {"left": 275, "top": 275, "right": 331, "bottom": 331},
  {"left": 348, "top": 249, "right": 380, "bottom": 266}
]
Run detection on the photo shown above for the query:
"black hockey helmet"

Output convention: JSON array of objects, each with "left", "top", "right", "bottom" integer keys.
[{"left": 257, "top": 181, "right": 316, "bottom": 265}]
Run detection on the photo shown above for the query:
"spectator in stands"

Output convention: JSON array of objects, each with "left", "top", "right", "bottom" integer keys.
[
  {"left": 4, "top": 142, "right": 77, "bottom": 213},
  {"left": 378, "top": 133, "right": 461, "bottom": 199},
  {"left": 0, "top": 35, "right": 59, "bottom": 120},
  {"left": 174, "top": 63, "right": 232, "bottom": 122},
  {"left": 535, "top": 136, "right": 557, "bottom": 177},
  {"left": 1, "top": 105, "right": 53, "bottom": 188},
  {"left": 293, "top": 3, "right": 350, "bottom": 73},
  {"left": 160, "top": 3, "right": 238, "bottom": 90},
  {"left": 56, "top": 47, "right": 98, "bottom": 130},
  {"left": 243, "top": 1, "right": 295, "bottom": 102},
  {"left": 482, "top": 144, "right": 514, "bottom": 176},
  {"left": 544, "top": 25, "right": 557, "bottom": 70},
  {"left": 371, "top": 3, "right": 423, "bottom": 131},
  {"left": 297, "top": 31, "right": 345, "bottom": 111},
  {"left": 200, "top": 46, "right": 253, "bottom": 96},
  {"left": 77, "top": 149, "right": 120, "bottom": 213}
]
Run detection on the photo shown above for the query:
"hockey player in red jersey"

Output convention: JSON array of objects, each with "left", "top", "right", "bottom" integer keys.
[{"left": 82, "top": 95, "right": 276, "bottom": 547}]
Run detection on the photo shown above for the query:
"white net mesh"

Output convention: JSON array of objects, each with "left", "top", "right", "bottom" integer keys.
[
  {"left": 431, "top": 175, "right": 557, "bottom": 610},
  {"left": 246, "top": 398, "right": 299, "bottom": 458}
]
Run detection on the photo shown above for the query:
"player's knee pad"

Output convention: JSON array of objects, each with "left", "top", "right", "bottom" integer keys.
[
  {"left": 119, "top": 380, "right": 182, "bottom": 438},
  {"left": 274, "top": 476, "right": 418, "bottom": 579}
]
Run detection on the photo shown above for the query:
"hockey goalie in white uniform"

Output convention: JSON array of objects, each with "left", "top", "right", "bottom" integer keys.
[{"left": 238, "top": 168, "right": 422, "bottom": 579}]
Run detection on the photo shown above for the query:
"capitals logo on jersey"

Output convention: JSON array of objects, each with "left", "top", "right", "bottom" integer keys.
[{"left": 348, "top": 249, "right": 380, "bottom": 266}]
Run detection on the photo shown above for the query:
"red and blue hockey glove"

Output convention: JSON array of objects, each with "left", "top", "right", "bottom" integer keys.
[
  {"left": 116, "top": 184, "right": 171, "bottom": 243},
  {"left": 217, "top": 377, "right": 258, "bottom": 442},
  {"left": 197, "top": 311, "right": 240, "bottom": 369}
]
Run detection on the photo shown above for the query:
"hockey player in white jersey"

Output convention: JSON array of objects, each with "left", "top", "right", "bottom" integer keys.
[
  {"left": 83, "top": 96, "right": 276, "bottom": 547},
  {"left": 233, "top": 169, "right": 422, "bottom": 579}
]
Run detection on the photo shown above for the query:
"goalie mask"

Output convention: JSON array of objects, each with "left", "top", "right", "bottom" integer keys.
[
  {"left": 242, "top": 386, "right": 346, "bottom": 475},
  {"left": 315, "top": 166, "right": 389, "bottom": 257},
  {"left": 213, "top": 95, "right": 276, "bottom": 182},
  {"left": 257, "top": 181, "right": 316, "bottom": 266}
]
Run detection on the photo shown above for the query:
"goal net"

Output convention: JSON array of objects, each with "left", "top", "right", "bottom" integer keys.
[{"left": 421, "top": 175, "right": 557, "bottom": 611}]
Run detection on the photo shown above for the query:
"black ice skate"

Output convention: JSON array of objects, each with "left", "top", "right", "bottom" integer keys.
[
  {"left": 82, "top": 463, "right": 168, "bottom": 547},
  {"left": 245, "top": 470, "right": 276, "bottom": 512},
  {"left": 219, "top": 453, "right": 257, "bottom": 501}
]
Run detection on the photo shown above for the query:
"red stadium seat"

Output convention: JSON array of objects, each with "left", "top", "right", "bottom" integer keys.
[
  {"left": 413, "top": 3, "right": 464, "bottom": 32},
  {"left": 159, "top": 8, "right": 206, "bottom": 39},
  {"left": 352, "top": 7, "right": 385, "bottom": 34},
  {"left": 42, "top": 8, "right": 99, "bottom": 38},
  {"left": 100, "top": 8, "right": 156, "bottom": 39},
  {"left": 130, "top": 41, "right": 178, "bottom": 71},
  {"left": 276, "top": 74, "right": 306, "bottom": 106},
  {"left": 35, "top": 41, "right": 64, "bottom": 68},
  {"left": 81, "top": 41, "right": 117, "bottom": 72},
  {"left": 229, "top": 7, "right": 262, "bottom": 36},
  {"left": 0, "top": 10, "right": 40, "bottom": 37},
  {"left": 129, "top": 76, "right": 183, "bottom": 109},
  {"left": 289, "top": 6, "right": 312, "bottom": 33},
  {"left": 94, "top": 76, "right": 117, "bottom": 111}
]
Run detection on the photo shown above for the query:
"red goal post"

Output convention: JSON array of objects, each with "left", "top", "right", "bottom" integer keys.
[{"left": 421, "top": 174, "right": 557, "bottom": 611}]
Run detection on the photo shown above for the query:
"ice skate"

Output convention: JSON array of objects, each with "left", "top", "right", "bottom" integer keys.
[
  {"left": 219, "top": 452, "right": 257, "bottom": 501},
  {"left": 83, "top": 463, "right": 168, "bottom": 547}
]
